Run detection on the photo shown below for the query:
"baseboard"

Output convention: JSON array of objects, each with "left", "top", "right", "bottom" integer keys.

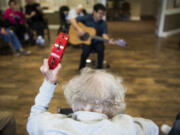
[
  {"left": 141, "top": 15, "right": 155, "bottom": 20},
  {"left": 160, "top": 28, "right": 180, "bottom": 37},
  {"left": 130, "top": 16, "right": 141, "bottom": 21},
  {"left": 48, "top": 25, "right": 59, "bottom": 30}
]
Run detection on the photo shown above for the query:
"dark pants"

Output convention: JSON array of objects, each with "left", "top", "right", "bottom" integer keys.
[
  {"left": 10, "top": 23, "right": 34, "bottom": 42},
  {"left": 168, "top": 112, "right": 180, "bottom": 135},
  {"left": 0, "top": 111, "right": 16, "bottom": 135},
  {"left": 28, "top": 21, "right": 47, "bottom": 37},
  {"left": 79, "top": 43, "right": 104, "bottom": 70}
]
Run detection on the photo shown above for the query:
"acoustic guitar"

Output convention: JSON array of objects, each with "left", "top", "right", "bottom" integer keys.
[{"left": 68, "top": 22, "right": 126, "bottom": 47}]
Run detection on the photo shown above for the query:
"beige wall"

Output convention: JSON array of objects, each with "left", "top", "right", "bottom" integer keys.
[
  {"left": 140, "top": 0, "right": 159, "bottom": 17},
  {"left": 1, "top": 0, "right": 160, "bottom": 17},
  {"left": 66, "top": 0, "right": 95, "bottom": 13},
  {"left": 126, "top": 0, "right": 159, "bottom": 18},
  {"left": 127, "top": 0, "right": 141, "bottom": 20},
  {"left": 0, "top": 0, "right": 8, "bottom": 11},
  {"left": 40, "top": 0, "right": 98, "bottom": 25},
  {"left": 39, "top": 0, "right": 97, "bottom": 13},
  {"left": 125, "top": 0, "right": 159, "bottom": 20}
]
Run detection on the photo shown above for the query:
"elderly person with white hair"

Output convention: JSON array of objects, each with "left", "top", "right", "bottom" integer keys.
[
  {"left": 67, "top": 4, "right": 84, "bottom": 24},
  {"left": 27, "top": 59, "right": 159, "bottom": 135}
]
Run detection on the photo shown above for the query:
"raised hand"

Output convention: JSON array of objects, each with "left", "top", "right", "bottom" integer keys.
[{"left": 40, "top": 59, "right": 61, "bottom": 84}]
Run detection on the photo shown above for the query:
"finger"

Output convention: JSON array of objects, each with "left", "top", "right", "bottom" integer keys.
[
  {"left": 40, "top": 65, "right": 44, "bottom": 73},
  {"left": 40, "top": 59, "right": 48, "bottom": 73},
  {"left": 53, "top": 63, "right": 62, "bottom": 74},
  {"left": 43, "top": 58, "right": 49, "bottom": 73},
  {"left": 40, "top": 65, "right": 47, "bottom": 76},
  {"left": 40, "top": 59, "right": 46, "bottom": 72},
  {"left": 43, "top": 58, "right": 48, "bottom": 65}
]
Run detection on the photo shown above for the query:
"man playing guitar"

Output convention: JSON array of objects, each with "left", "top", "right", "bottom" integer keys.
[{"left": 71, "top": 3, "right": 117, "bottom": 70}]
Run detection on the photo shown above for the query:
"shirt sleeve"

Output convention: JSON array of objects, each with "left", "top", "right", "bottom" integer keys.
[
  {"left": 67, "top": 9, "right": 77, "bottom": 21},
  {"left": 28, "top": 79, "right": 57, "bottom": 118},
  {"left": 133, "top": 117, "right": 159, "bottom": 135},
  {"left": 76, "top": 15, "right": 87, "bottom": 23}
]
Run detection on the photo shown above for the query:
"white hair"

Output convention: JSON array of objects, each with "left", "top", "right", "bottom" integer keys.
[
  {"left": 63, "top": 68, "right": 126, "bottom": 117},
  {"left": 77, "top": 4, "right": 83, "bottom": 9}
]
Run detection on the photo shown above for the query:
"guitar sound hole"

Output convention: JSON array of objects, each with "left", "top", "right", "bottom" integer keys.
[{"left": 80, "top": 33, "right": 89, "bottom": 41}]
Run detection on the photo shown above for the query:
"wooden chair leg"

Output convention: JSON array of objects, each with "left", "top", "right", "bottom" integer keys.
[
  {"left": 47, "top": 28, "right": 51, "bottom": 43},
  {"left": 0, "top": 39, "right": 17, "bottom": 55}
]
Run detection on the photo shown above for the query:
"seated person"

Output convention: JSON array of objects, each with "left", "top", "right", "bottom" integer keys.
[
  {"left": 71, "top": 3, "right": 118, "bottom": 70},
  {"left": 0, "top": 111, "right": 16, "bottom": 135},
  {"left": 0, "top": 15, "right": 31, "bottom": 56},
  {"left": 3, "top": 0, "right": 34, "bottom": 44},
  {"left": 67, "top": 4, "right": 84, "bottom": 24},
  {"left": 25, "top": 0, "right": 47, "bottom": 46},
  {"left": 161, "top": 112, "right": 180, "bottom": 135},
  {"left": 27, "top": 58, "right": 159, "bottom": 135},
  {"left": 57, "top": 6, "right": 69, "bottom": 34}
]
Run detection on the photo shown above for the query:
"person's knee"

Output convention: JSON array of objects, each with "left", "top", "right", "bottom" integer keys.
[
  {"left": 96, "top": 44, "right": 104, "bottom": 51},
  {"left": 82, "top": 49, "right": 91, "bottom": 56}
]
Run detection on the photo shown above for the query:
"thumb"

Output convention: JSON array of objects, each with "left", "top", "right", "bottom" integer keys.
[{"left": 43, "top": 58, "right": 49, "bottom": 71}]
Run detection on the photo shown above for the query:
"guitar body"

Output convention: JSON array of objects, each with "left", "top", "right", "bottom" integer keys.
[{"left": 68, "top": 23, "right": 96, "bottom": 45}]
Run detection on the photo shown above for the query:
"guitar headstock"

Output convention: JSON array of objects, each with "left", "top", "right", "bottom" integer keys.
[{"left": 115, "top": 39, "right": 127, "bottom": 47}]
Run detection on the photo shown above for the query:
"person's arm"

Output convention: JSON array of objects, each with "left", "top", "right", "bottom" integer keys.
[
  {"left": 25, "top": 5, "right": 36, "bottom": 19},
  {"left": 28, "top": 59, "right": 61, "bottom": 118},
  {"left": 103, "top": 34, "right": 116, "bottom": 44},
  {"left": 25, "top": 11, "right": 36, "bottom": 19},
  {"left": 67, "top": 9, "right": 76, "bottom": 24},
  {"left": 70, "top": 18, "right": 85, "bottom": 37},
  {"left": 101, "top": 22, "right": 115, "bottom": 44}
]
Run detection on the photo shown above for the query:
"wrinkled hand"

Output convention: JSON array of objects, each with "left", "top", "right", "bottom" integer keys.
[{"left": 40, "top": 59, "right": 61, "bottom": 84}]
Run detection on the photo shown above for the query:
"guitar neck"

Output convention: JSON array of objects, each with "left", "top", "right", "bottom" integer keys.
[
  {"left": 91, "top": 36, "right": 126, "bottom": 47},
  {"left": 91, "top": 36, "right": 109, "bottom": 43}
]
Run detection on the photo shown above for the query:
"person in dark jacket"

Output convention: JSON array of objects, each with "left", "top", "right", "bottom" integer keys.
[{"left": 25, "top": 0, "right": 47, "bottom": 46}]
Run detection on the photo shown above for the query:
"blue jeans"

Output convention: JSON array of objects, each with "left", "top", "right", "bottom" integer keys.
[{"left": 0, "top": 29, "right": 22, "bottom": 50}]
